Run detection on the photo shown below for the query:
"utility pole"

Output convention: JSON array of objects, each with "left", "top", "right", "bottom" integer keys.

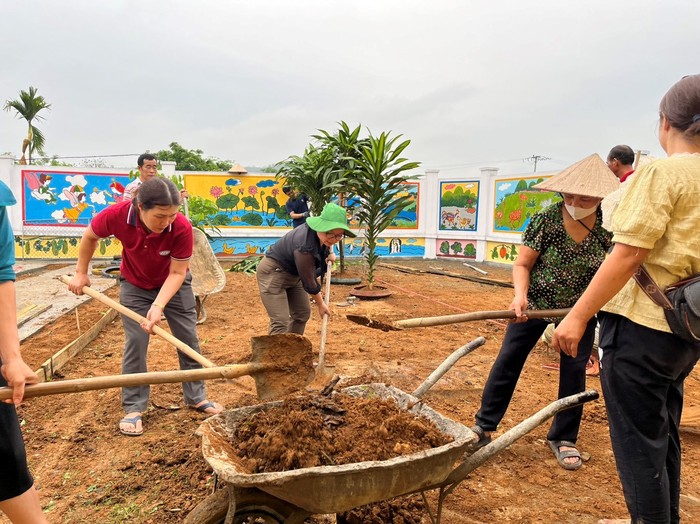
[
  {"left": 525, "top": 155, "right": 551, "bottom": 173},
  {"left": 633, "top": 149, "right": 650, "bottom": 170}
]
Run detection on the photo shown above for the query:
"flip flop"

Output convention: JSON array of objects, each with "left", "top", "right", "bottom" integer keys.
[
  {"left": 119, "top": 415, "right": 143, "bottom": 437},
  {"left": 189, "top": 400, "right": 223, "bottom": 415},
  {"left": 548, "top": 439, "right": 582, "bottom": 470}
]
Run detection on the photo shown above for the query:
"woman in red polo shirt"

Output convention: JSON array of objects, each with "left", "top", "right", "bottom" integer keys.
[{"left": 68, "top": 177, "right": 222, "bottom": 436}]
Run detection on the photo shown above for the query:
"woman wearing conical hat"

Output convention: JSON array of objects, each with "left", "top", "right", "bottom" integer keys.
[{"left": 470, "top": 153, "right": 617, "bottom": 471}]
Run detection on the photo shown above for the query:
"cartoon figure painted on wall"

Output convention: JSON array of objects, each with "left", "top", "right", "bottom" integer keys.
[
  {"left": 60, "top": 185, "right": 89, "bottom": 223},
  {"left": 493, "top": 175, "right": 559, "bottom": 233},
  {"left": 22, "top": 171, "right": 131, "bottom": 226},
  {"left": 389, "top": 238, "right": 402, "bottom": 254},
  {"left": 439, "top": 181, "right": 479, "bottom": 231},
  {"left": 25, "top": 172, "right": 57, "bottom": 203}
]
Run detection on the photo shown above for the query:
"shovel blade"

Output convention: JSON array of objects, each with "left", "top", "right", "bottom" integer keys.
[
  {"left": 250, "top": 333, "right": 315, "bottom": 399},
  {"left": 346, "top": 314, "right": 401, "bottom": 332}
]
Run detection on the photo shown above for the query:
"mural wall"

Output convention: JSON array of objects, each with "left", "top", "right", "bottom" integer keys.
[
  {"left": 345, "top": 182, "right": 419, "bottom": 230},
  {"left": 344, "top": 236, "right": 425, "bottom": 258},
  {"left": 492, "top": 175, "right": 559, "bottom": 233},
  {"left": 22, "top": 170, "right": 131, "bottom": 226},
  {"left": 436, "top": 239, "right": 477, "bottom": 259},
  {"left": 439, "top": 181, "right": 479, "bottom": 231},
  {"left": 486, "top": 241, "right": 520, "bottom": 264},
  {"left": 184, "top": 174, "right": 291, "bottom": 228}
]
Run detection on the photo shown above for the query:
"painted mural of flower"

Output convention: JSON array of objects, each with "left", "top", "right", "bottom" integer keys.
[
  {"left": 248, "top": 186, "right": 258, "bottom": 196},
  {"left": 210, "top": 186, "right": 223, "bottom": 198}
]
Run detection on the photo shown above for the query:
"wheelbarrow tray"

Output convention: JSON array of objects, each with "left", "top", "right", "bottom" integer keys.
[{"left": 195, "top": 383, "right": 477, "bottom": 515}]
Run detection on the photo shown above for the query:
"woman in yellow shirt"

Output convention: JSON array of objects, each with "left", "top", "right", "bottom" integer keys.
[{"left": 554, "top": 75, "right": 700, "bottom": 524}]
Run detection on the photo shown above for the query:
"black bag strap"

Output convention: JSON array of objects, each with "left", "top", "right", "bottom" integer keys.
[{"left": 633, "top": 265, "right": 674, "bottom": 310}]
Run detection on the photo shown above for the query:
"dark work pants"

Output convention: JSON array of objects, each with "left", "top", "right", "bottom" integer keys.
[
  {"left": 599, "top": 312, "right": 700, "bottom": 524},
  {"left": 0, "top": 365, "right": 34, "bottom": 502},
  {"left": 119, "top": 274, "right": 207, "bottom": 413},
  {"left": 475, "top": 316, "right": 596, "bottom": 443},
  {"left": 256, "top": 256, "right": 311, "bottom": 335}
]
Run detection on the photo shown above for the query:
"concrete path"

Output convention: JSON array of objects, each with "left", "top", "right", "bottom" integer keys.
[{"left": 15, "top": 262, "right": 117, "bottom": 342}]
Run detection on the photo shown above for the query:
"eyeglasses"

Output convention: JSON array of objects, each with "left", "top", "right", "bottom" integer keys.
[{"left": 325, "top": 232, "right": 345, "bottom": 240}]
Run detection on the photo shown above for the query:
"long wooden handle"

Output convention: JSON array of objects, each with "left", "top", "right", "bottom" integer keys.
[
  {"left": 394, "top": 308, "right": 572, "bottom": 329},
  {"left": 59, "top": 275, "right": 215, "bottom": 368},
  {"left": 318, "top": 261, "right": 333, "bottom": 369},
  {"left": 0, "top": 365, "right": 263, "bottom": 401}
]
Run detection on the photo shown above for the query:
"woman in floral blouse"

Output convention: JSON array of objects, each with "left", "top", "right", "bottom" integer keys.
[{"left": 470, "top": 153, "right": 618, "bottom": 470}]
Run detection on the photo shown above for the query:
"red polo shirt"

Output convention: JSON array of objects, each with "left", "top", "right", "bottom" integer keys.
[{"left": 89, "top": 201, "right": 192, "bottom": 289}]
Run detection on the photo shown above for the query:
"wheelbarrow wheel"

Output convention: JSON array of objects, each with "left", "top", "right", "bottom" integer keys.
[{"left": 184, "top": 487, "right": 309, "bottom": 524}]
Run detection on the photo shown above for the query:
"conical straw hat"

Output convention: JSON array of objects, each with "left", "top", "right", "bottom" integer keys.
[
  {"left": 533, "top": 153, "right": 619, "bottom": 198},
  {"left": 228, "top": 163, "right": 248, "bottom": 174}
]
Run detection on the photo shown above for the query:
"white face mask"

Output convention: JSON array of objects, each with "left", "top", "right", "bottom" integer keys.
[{"left": 565, "top": 203, "right": 597, "bottom": 220}]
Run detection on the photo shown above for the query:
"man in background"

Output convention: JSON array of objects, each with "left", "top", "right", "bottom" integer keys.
[
  {"left": 606, "top": 145, "right": 635, "bottom": 182},
  {"left": 283, "top": 186, "right": 310, "bottom": 228},
  {"left": 124, "top": 153, "right": 159, "bottom": 201}
]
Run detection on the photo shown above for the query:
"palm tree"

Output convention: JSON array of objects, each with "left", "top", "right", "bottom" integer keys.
[
  {"left": 275, "top": 144, "right": 340, "bottom": 215},
  {"left": 3, "top": 86, "right": 51, "bottom": 165},
  {"left": 347, "top": 131, "right": 420, "bottom": 289},
  {"left": 312, "top": 121, "right": 369, "bottom": 271}
]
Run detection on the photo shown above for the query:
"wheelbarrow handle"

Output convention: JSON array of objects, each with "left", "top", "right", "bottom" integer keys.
[{"left": 442, "top": 389, "right": 600, "bottom": 488}]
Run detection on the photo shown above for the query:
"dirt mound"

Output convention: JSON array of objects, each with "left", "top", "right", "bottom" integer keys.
[{"left": 233, "top": 393, "right": 452, "bottom": 473}]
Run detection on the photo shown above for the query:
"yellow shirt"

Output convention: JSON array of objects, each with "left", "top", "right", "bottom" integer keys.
[{"left": 602, "top": 153, "right": 700, "bottom": 332}]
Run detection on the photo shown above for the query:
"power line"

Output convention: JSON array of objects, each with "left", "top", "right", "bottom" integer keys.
[
  {"left": 427, "top": 157, "right": 536, "bottom": 171},
  {"left": 32, "top": 153, "right": 141, "bottom": 160}
]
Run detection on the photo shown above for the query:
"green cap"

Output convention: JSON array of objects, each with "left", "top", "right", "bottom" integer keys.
[{"left": 306, "top": 202, "right": 357, "bottom": 238}]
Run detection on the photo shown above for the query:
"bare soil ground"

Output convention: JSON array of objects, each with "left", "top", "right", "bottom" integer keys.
[{"left": 7, "top": 258, "right": 700, "bottom": 523}]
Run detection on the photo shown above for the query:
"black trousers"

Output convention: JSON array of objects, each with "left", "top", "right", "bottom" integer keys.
[
  {"left": 599, "top": 312, "right": 700, "bottom": 524},
  {"left": 0, "top": 363, "right": 34, "bottom": 502},
  {"left": 475, "top": 317, "right": 596, "bottom": 442}
]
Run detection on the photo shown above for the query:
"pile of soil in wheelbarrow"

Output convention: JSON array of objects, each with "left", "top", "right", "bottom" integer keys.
[{"left": 232, "top": 393, "right": 453, "bottom": 473}]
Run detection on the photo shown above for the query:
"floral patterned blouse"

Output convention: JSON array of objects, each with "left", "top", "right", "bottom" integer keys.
[{"left": 522, "top": 201, "right": 612, "bottom": 320}]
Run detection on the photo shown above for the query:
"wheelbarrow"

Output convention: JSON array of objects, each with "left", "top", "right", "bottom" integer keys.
[{"left": 184, "top": 337, "right": 599, "bottom": 523}]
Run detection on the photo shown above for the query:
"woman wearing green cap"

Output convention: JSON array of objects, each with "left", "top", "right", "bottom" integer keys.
[{"left": 256, "top": 202, "right": 356, "bottom": 335}]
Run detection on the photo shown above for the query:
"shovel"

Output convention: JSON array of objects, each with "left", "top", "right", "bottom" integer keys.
[
  {"left": 316, "top": 261, "right": 335, "bottom": 379},
  {"left": 60, "top": 274, "right": 217, "bottom": 368},
  {"left": 0, "top": 333, "right": 314, "bottom": 401},
  {"left": 347, "top": 308, "right": 572, "bottom": 332}
]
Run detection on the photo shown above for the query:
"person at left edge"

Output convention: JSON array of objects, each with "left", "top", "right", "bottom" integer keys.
[
  {"left": 0, "top": 180, "right": 49, "bottom": 523},
  {"left": 68, "top": 177, "right": 222, "bottom": 437}
]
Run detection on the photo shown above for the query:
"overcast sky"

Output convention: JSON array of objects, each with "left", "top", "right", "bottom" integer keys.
[{"left": 1, "top": 1, "right": 698, "bottom": 175}]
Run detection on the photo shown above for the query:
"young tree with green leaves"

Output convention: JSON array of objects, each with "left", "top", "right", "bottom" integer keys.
[
  {"left": 3, "top": 86, "right": 51, "bottom": 165},
  {"left": 347, "top": 131, "right": 420, "bottom": 289},
  {"left": 275, "top": 144, "right": 339, "bottom": 215}
]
